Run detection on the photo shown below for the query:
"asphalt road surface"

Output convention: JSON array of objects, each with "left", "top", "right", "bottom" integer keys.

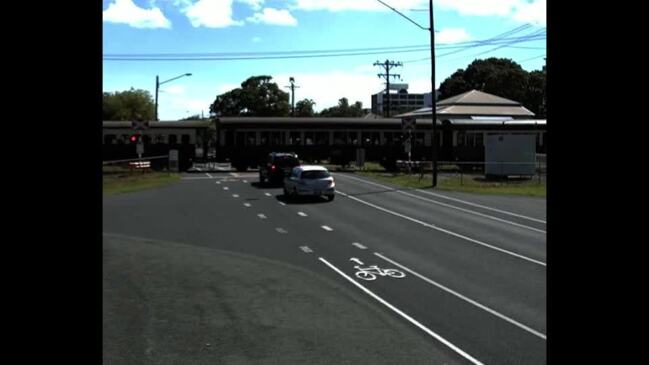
[{"left": 103, "top": 170, "right": 546, "bottom": 364}]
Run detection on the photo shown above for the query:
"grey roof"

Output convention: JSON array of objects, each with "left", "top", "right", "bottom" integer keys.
[
  {"left": 437, "top": 89, "right": 520, "bottom": 106},
  {"left": 103, "top": 120, "right": 212, "bottom": 128},
  {"left": 394, "top": 89, "right": 534, "bottom": 118}
]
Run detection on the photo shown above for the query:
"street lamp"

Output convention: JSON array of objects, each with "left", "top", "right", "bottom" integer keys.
[{"left": 155, "top": 73, "right": 192, "bottom": 121}]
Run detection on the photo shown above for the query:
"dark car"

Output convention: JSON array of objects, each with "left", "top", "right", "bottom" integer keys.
[{"left": 259, "top": 152, "right": 300, "bottom": 185}]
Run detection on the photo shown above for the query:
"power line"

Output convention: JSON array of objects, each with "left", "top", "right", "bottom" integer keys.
[{"left": 375, "top": 0, "right": 428, "bottom": 30}]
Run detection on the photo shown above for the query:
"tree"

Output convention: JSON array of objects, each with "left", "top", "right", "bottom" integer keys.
[
  {"left": 210, "top": 76, "right": 291, "bottom": 117},
  {"left": 295, "top": 98, "right": 316, "bottom": 117},
  {"left": 319, "top": 98, "right": 365, "bottom": 117},
  {"left": 438, "top": 58, "right": 545, "bottom": 117},
  {"left": 103, "top": 88, "right": 155, "bottom": 121}
]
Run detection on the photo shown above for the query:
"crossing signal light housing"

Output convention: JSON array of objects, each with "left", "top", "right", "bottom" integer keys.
[{"left": 130, "top": 134, "right": 140, "bottom": 143}]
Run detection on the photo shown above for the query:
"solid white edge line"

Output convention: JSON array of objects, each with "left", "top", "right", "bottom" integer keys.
[
  {"left": 374, "top": 252, "right": 546, "bottom": 340},
  {"left": 318, "top": 257, "right": 484, "bottom": 365},
  {"left": 279, "top": 202, "right": 286, "bottom": 206},
  {"left": 334, "top": 173, "right": 546, "bottom": 230},
  {"left": 338, "top": 191, "right": 546, "bottom": 267}
]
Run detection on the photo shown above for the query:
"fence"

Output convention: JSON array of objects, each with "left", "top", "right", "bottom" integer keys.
[
  {"left": 103, "top": 155, "right": 170, "bottom": 174},
  {"left": 396, "top": 154, "right": 547, "bottom": 185}
]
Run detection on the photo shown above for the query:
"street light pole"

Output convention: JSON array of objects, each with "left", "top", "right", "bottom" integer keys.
[
  {"left": 155, "top": 73, "right": 192, "bottom": 121},
  {"left": 429, "top": 0, "right": 438, "bottom": 187}
]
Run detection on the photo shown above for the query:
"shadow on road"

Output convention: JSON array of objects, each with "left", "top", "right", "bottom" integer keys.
[{"left": 275, "top": 194, "right": 331, "bottom": 205}]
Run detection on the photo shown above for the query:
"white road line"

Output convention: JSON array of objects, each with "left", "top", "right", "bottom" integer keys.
[
  {"left": 416, "top": 189, "right": 546, "bottom": 224},
  {"left": 206, "top": 173, "right": 213, "bottom": 178},
  {"left": 278, "top": 202, "right": 286, "bottom": 206},
  {"left": 223, "top": 187, "right": 229, "bottom": 190},
  {"left": 216, "top": 181, "right": 221, "bottom": 184},
  {"left": 257, "top": 214, "right": 267, "bottom": 219},
  {"left": 321, "top": 225, "right": 333, "bottom": 231},
  {"left": 299, "top": 246, "right": 313, "bottom": 253},
  {"left": 298, "top": 212, "right": 308, "bottom": 217},
  {"left": 243, "top": 180, "right": 248, "bottom": 183},
  {"left": 335, "top": 173, "right": 545, "bottom": 233},
  {"left": 243, "top": 203, "right": 251, "bottom": 207},
  {"left": 196, "top": 167, "right": 202, "bottom": 171},
  {"left": 318, "top": 257, "right": 483, "bottom": 365},
  {"left": 374, "top": 252, "right": 546, "bottom": 340},
  {"left": 275, "top": 228, "right": 288, "bottom": 234},
  {"left": 265, "top": 193, "right": 272, "bottom": 197},
  {"left": 232, "top": 194, "right": 239, "bottom": 198},
  {"left": 230, "top": 172, "right": 240, "bottom": 177},
  {"left": 352, "top": 242, "right": 367, "bottom": 250},
  {"left": 338, "top": 191, "right": 545, "bottom": 267}
]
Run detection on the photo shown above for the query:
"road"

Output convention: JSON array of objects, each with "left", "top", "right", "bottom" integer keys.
[{"left": 103, "top": 169, "right": 546, "bottom": 364}]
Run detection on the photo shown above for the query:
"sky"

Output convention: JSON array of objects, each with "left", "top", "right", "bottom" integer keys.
[{"left": 103, "top": 0, "right": 546, "bottom": 120}]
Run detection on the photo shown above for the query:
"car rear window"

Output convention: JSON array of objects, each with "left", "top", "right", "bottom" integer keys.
[
  {"left": 275, "top": 156, "right": 299, "bottom": 167},
  {"left": 301, "top": 170, "right": 331, "bottom": 179}
]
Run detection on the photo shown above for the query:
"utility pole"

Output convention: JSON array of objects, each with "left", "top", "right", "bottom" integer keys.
[
  {"left": 429, "top": 0, "right": 438, "bottom": 187},
  {"left": 374, "top": 60, "right": 402, "bottom": 117},
  {"left": 285, "top": 77, "right": 300, "bottom": 116}
]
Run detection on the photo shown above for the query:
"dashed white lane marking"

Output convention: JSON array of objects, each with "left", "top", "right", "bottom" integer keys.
[
  {"left": 230, "top": 172, "right": 240, "bottom": 177},
  {"left": 232, "top": 194, "right": 239, "bottom": 198},
  {"left": 243, "top": 180, "right": 248, "bottom": 183},
  {"left": 196, "top": 167, "right": 202, "bottom": 171},
  {"left": 257, "top": 214, "right": 267, "bottom": 219},
  {"left": 374, "top": 252, "right": 546, "bottom": 340},
  {"left": 206, "top": 173, "right": 213, "bottom": 178},
  {"left": 216, "top": 181, "right": 221, "bottom": 184},
  {"left": 297, "top": 212, "right": 308, "bottom": 217},
  {"left": 299, "top": 246, "right": 313, "bottom": 253},
  {"left": 318, "top": 257, "right": 484, "bottom": 365},
  {"left": 337, "top": 191, "right": 545, "bottom": 267},
  {"left": 352, "top": 242, "right": 367, "bottom": 250},
  {"left": 223, "top": 187, "right": 229, "bottom": 190},
  {"left": 275, "top": 228, "right": 288, "bottom": 234},
  {"left": 265, "top": 193, "right": 272, "bottom": 197},
  {"left": 321, "top": 225, "right": 333, "bottom": 231},
  {"left": 243, "top": 203, "right": 251, "bottom": 208},
  {"left": 278, "top": 202, "right": 286, "bottom": 206}
]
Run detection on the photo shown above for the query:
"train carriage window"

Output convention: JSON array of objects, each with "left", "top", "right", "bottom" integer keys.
[
  {"left": 168, "top": 135, "right": 178, "bottom": 145},
  {"left": 155, "top": 134, "right": 165, "bottom": 144},
  {"left": 414, "top": 133, "right": 424, "bottom": 146},
  {"left": 476, "top": 132, "right": 483, "bottom": 146},
  {"left": 104, "top": 134, "right": 116, "bottom": 145},
  {"left": 305, "top": 132, "right": 314, "bottom": 145},
  {"left": 361, "top": 132, "right": 371, "bottom": 146},
  {"left": 456, "top": 132, "right": 465, "bottom": 147},
  {"left": 236, "top": 132, "right": 245, "bottom": 146},
  {"left": 142, "top": 135, "right": 151, "bottom": 144},
  {"left": 315, "top": 132, "right": 328, "bottom": 145},
  {"left": 371, "top": 132, "right": 380, "bottom": 146},
  {"left": 333, "top": 131, "right": 347, "bottom": 145},
  {"left": 246, "top": 132, "right": 256, "bottom": 146},
  {"left": 271, "top": 131, "right": 283, "bottom": 145},
  {"left": 465, "top": 133, "right": 475, "bottom": 147},
  {"left": 181, "top": 134, "right": 191, "bottom": 145},
  {"left": 289, "top": 131, "right": 302, "bottom": 145},
  {"left": 260, "top": 132, "right": 270, "bottom": 146},
  {"left": 351, "top": 132, "right": 359, "bottom": 145}
]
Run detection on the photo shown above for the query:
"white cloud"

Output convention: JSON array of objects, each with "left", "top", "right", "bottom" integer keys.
[
  {"left": 436, "top": 28, "right": 472, "bottom": 44},
  {"left": 291, "top": 0, "right": 427, "bottom": 12},
  {"left": 436, "top": 0, "right": 518, "bottom": 17},
  {"left": 237, "top": 0, "right": 264, "bottom": 11},
  {"left": 513, "top": 0, "right": 546, "bottom": 26},
  {"left": 103, "top": 0, "right": 172, "bottom": 29},
  {"left": 217, "top": 83, "right": 241, "bottom": 94},
  {"left": 163, "top": 85, "right": 186, "bottom": 94},
  {"left": 272, "top": 72, "right": 385, "bottom": 112},
  {"left": 247, "top": 8, "right": 298, "bottom": 26},
  {"left": 181, "top": 0, "right": 244, "bottom": 28}
]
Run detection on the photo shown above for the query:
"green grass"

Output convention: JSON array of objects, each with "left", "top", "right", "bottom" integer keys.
[
  {"left": 103, "top": 170, "right": 181, "bottom": 195},
  {"left": 356, "top": 169, "right": 546, "bottom": 197}
]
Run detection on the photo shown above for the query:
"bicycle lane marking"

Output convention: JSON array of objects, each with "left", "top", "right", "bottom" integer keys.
[
  {"left": 374, "top": 252, "right": 546, "bottom": 340},
  {"left": 318, "top": 256, "right": 484, "bottom": 365}
]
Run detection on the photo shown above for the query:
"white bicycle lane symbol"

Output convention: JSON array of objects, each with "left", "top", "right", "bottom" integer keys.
[{"left": 350, "top": 257, "right": 406, "bottom": 281}]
